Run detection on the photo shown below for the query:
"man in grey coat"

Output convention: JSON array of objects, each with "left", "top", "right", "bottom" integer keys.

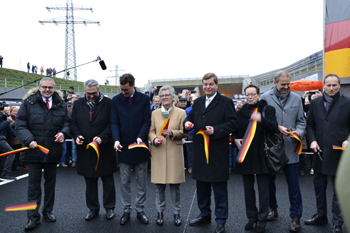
[
  {"left": 305, "top": 74, "right": 350, "bottom": 233},
  {"left": 261, "top": 70, "right": 305, "bottom": 232}
]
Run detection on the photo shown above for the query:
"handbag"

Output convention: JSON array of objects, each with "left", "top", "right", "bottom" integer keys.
[
  {"left": 261, "top": 106, "right": 289, "bottom": 173},
  {"left": 263, "top": 132, "right": 289, "bottom": 173}
]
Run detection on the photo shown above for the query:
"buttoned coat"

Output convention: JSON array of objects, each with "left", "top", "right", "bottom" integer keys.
[
  {"left": 184, "top": 92, "right": 238, "bottom": 182},
  {"left": 70, "top": 96, "right": 117, "bottom": 178},
  {"left": 306, "top": 92, "right": 350, "bottom": 176},
  {"left": 111, "top": 89, "right": 151, "bottom": 164},
  {"left": 261, "top": 88, "right": 305, "bottom": 164},
  {"left": 149, "top": 107, "right": 187, "bottom": 184}
]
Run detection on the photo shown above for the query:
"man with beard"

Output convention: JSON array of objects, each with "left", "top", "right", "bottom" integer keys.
[
  {"left": 70, "top": 79, "right": 116, "bottom": 221},
  {"left": 261, "top": 70, "right": 305, "bottom": 232}
]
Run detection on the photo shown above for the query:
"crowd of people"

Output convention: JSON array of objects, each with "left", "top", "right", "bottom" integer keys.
[{"left": 0, "top": 70, "right": 349, "bottom": 233}]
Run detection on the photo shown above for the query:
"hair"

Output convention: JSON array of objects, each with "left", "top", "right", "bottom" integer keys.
[
  {"left": 324, "top": 73, "right": 340, "bottom": 84},
  {"left": 159, "top": 85, "right": 176, "bottom": 99},
  {"left": 153, "top": 96, "right": 160, "bottom": 101},
  {"left": 274, "top": 70, "right": 291, "bottom": 83},
  {"left": 84, "top": 79, "right": 99, "bottom": 89},
  {"left": 40, "top": 77, "right": 55, "bottom": 87},
  {"left": 120, "top": 73, "right": 135, "bottom": 86},
  {"left": 202, "top": 72, "right": 218, "bottom": 84},
  {"left": 236, "top": 99, "right": 243, "bottom": 103},
  {"left": 244, "top": 84, "right": 260, "bottom": 94}
]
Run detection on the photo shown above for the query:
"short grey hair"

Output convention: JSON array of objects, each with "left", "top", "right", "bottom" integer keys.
[
  {"left": 153, "top": 96, "right": 160, "bottom": 101},
  {"left": 159, "top": 85, "right": 176, "bottom": 99},
  {"left": 84, "top": 79, "right": 99, "bottom": 89},
  {"left": 274, "top": 70, "right": 291, "bottom": 83},
  {"left": 40, "top": 77, "right": 55, "bottom": 87}
]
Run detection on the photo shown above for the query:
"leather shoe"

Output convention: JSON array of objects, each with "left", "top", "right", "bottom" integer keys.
[
  {"left": 304, "top": 214, "right": 328, "bottom": 225},
  {"left": 106, "top": 209, "right": 115, "bottom": 220},
  {"left": 85, "top": 210, "right": 98, "bottom": 221},
  {"left": 156, "top": 212, "right": 163, "bottom": 226},
  {"left": 256, "top": 226, "right": 265, "bottom": 233},
  {"left": 267, "top": 208, "right": 278, "bottom": 221},
  {"left": 43, "top": 211, "right": 56, "bottom": 222},
  {"left": 289, "top": 217, "right": 301, "bottom": 232},
  {"left": 332, "top": 225, "right": 343, "bottom": 233},
  {"left": 137, "top": 211, "right": 149, "bottom": 224},
  {"left": 244, "top": 221, "right": 256, "bottom": 230},
  {"left": 120, "top": 212, "right": 130, "bottom": 225},
  {"left": 174, "top": 214, "right": 182, "bottom": 226},
  {"left": 214, "top": 223, "right": 225, "bottom": 233},
  {"left": 25, "top": 218, "right": 41, "bottom": 230},
  {"left": 189, "top": 216, "right": 211, "bottom": 226}
]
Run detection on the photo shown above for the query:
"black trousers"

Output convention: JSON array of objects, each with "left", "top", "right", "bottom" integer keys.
[
  {"left": 27, "top": 162, "right": 57, "bottom": 219},
  {"left": 84, "top": 173, "right": 116, "bottom": 211},
  {"left": 242, "top": 174, "right": 269, "bottom": 228},
  {"left": 314, "top": 172, "right": 343, "bottom": 226}
]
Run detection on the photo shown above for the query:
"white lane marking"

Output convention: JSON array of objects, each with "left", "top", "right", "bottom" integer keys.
[
  {"left": 0, "top": 173, "right": 29, "bottom": 186},
  {"left": 183, "top": 188, "right": 197, "bottom": 233}
]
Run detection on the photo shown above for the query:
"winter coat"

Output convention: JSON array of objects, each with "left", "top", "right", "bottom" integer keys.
[
  {"left": 70, "top": 96, "right": 117, "bottom": 178},
  {"left": 15, "top": 88, "right": 70, "bottom": 163},
  {"left": 149, "top": 106, "right": 187, "bottom": 184},
  {"left": 233, "top": 100, "right": 278, "bottom": 175},
  {"left": 184, "top": 92, "right": 238, "bottom": 182},
  {"left": 307, "top": 92, "right": 350, "bottom": 176}
]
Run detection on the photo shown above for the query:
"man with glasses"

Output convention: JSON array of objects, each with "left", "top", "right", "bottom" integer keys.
[
  {"left": 261, "top": 70, "right": 305, "bottom": 232},
  {"left": 111, "top": 73, "right": 151, "bottom": 225},
  {"left": 16, "top": 77, "right": 70, "bottom": 230},
  {"left": 70, "top": 79, "right": 117, "bottom": 222}
]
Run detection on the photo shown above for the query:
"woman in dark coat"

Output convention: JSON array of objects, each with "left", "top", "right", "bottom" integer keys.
[{"left": 233, "top": 84, "right": 278, "bottom": 233}]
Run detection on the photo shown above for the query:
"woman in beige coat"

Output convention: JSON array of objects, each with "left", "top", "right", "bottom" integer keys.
[{"left": 148, "top": 85, "right": 187, "bottom": 227}]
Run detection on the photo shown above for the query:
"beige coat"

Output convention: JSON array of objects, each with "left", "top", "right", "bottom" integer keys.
[{"left": 149, "top": 107, "right": 188, "bottom": 184}]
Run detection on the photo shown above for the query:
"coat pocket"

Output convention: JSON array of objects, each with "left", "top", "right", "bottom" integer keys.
[{"left": 52, "top": 111, "right": 65, "bottom": 127}]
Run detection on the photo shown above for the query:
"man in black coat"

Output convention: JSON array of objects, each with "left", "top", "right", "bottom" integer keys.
[
  {"left": 184, "top": 73, "right": 238, "bottom": 233},
  {"left": 16, "top": 77, "right": 70, "bottom": 230},
  {"left": 305, "top": 74, "right": 350, "bottom": 233},
  {"left": 70, "top": 79, "right": 117, "bottom": 222}
]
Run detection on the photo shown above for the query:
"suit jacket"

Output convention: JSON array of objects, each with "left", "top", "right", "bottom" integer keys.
[
  {"left": 70, "top": 96, "right": 116, "bottom": 178},
  {"left": 149, "top": 107, "right": 187, "bottom": 184},
  {"left": 184, "top": 92, "right": 238, "bottom": 182},
  {"left": 261, "top": 88, "right": 305, "bottom": 163},
  {"left": 307, "top": 92, "right": 350, "bottom": 176},
  {"left": 111, "top": 89, "right": 151, "bottom": 164}
]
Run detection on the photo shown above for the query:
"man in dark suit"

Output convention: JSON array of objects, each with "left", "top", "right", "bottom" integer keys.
[
  {"left": 184, "top": 73, "right": 238, "bottom": 233},
  {"left": 305, "top": 74, "right": 350, "bottom": 233},
  {"left": 111, "top": 74, "right": 151, "bottom": 225},
  {"left": 70, "top": 79, "right": 117, "bottom": 221}
]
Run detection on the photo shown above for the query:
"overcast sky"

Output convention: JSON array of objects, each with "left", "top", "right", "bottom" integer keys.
[{"left": 0, "top": 0, "right": 323, "bottom": 88}]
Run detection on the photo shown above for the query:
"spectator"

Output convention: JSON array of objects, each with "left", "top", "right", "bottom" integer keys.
[
  {"left": 178, "top": 98, "right": 188, "bottom": 110},
  {"left": 236, "top": 99, "right": 244, "bottom": 110},
  {"left": 111, "top": 73, "right": 151, "bottom": 225},
  {"left": 7, "top": 106, "right": 24, "bottom": 171},
  {"left": 151, "top": 96, "right": 161, "bottom": 112},
  {"left": 149, "top": 85, "right": 188, "bottom": 226},
  {"left": 27, "top": 62, "right": 30, "bottom": 73},
  {"left": 185, "top": 96, "right": 197, "bottom": 173},
  {"left": 53, "top": 68, "right": 56, "bottom": 77},
  {"left": 40, "top": 66, "right": 44, "bottom": 75},
  {"left": 0, "top": 55, "right": 3, "bottom": 68}
]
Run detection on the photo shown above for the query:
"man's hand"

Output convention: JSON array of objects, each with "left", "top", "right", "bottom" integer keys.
[
  {"left": 342, "top": 140, "right": 348, "bottom": 148},
  {"left": 93, "top": 136, "right": 102, "bottom": 145},
  {"left": 29, "top": 141, "right": 37, "bottom": 149},
  {"left": 6, "top": 115, "right": 13, "bottom": 122},
  {"left": 162, "top": 130, "right": 173, "bottom": 137},
  {"left": 76, "top": 136, "right": 84, "bottom": 145},
  {"left": 234, "top": 139, "right": 242, "bottom": 150},
  {"left": 154, "top": 138, "right": 162, "bottom": 146},
  {"left": 55, "top": 132, "right": 65, "bottom": 143},
  {"left": 315, "top": 90, "right": 323, "bottom": 98},
  {"left": 67, "top": 94, "right": 72, "bottom": 99},
  {"left": 302, "top": 91, "right": 310, "bottom": 99},
  {"left": 251, "top": 112, "right": 262, "bottom": 123},
  {"left": 278, "top": 126, "right": 290, "bottom": 136},
  {"left": 290, "top": 131, "right": 299, "bottom": 138},
  {"left": 136, "top": 138, "right": 143, "bottom": 144},
  {"left": 204, "top": 126, "right": 214, "bottom": 135},
  {"left": 310, "top": 140, "right": 322, "bottom": 153},
  {"left": 114, "top": 141, "right": 122, "bottom": 152},
  {"left": 184, "top": 121, "right": 194, "bottom": 131},
  {"left": 152, "top": 86, "right": 157, "bottom": 93}
]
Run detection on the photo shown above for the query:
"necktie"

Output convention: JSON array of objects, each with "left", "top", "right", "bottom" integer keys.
[
  {"left": 46, "top": 99, "right": 50, "bottom": 109},
  {"left": 205, "top": 98, "right": 211, "bottom": 108},
  {"left": 129, "top": 97, "right": 132, "bottom": 105}
]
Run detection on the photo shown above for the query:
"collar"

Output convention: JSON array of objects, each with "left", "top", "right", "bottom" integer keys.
[
  {"left": 206, "top": 92, "right": 217, "bottom": 102},
  {"left": 42, "top": 96, "right": 52, "bottom": 103}
]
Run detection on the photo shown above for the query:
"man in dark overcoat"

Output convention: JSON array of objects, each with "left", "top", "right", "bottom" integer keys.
[
  {"left": 184, "top": 72, "right": 238, "bottom": 233},
  {"left": 16, "top": 77, "right": 69, "bottom": 230},
  {"left": 111, "top": 73, "right": 151, "bottom": 225},
  {"left": 70, "top": 79, "right": 116, "bottom": 221},
  {"left": 305, "top": 74, "right": 350, "bottom": 233}
]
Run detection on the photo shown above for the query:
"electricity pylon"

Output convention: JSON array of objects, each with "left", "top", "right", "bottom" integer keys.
[{"left": 39, "top": 0, "right": 100, "bottom": 80}]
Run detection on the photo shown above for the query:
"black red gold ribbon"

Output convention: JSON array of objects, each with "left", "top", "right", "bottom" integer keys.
[
  {"left": 5, "top": 202, "right": 37, "bottom": 211},
  {"left": 333, "top": 145, "right": 346, "bottom": 150},
  {"left": 237, "top": 108, "right": 258, "bottom": 163},
  {"left": 289, "top": 130, "right": 302, "bottom": 154},
  {"left": 0, "top": 145, "right": 49, "bottom": 157},
  {"left": 196, "top": 129, "right": 209, "bottom": 164},
  {"left": 158, "top": 119, "right": 170, "bottom": 136},
  {"left": 128, "top": 143, "right": 152, "bottom": 158},
  {"left": 86, "top": 141, "right": 100, "bottom": 171}
]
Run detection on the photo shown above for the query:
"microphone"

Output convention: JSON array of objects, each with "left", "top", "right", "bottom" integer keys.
[{"left": 99, "top": 60, "right": 107, "bottom": 70}]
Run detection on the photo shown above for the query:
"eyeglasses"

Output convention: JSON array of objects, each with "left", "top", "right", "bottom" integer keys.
[
  {"left": 160, "top": 94, "right": 171, "bottom": 98},
  {"left": 41, "top": 86, "right": 54, "bottom": 90},
  {"left": 246, "top": 93, "right": 257, "bottom": 97}
]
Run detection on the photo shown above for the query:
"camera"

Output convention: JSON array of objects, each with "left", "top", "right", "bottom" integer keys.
[
  {"left": 0, "top": 101, "right": 8, "bottom": 111},
  {"left": 72, "top": 94, "right": 77, "bottom": 98}
]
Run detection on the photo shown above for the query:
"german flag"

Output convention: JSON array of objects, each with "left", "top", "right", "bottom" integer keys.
[
  {"left": 128, "top": 143, "right": 152, "bottom": 158},
  {"left": 196, "top": 129, "right": 209, "bottom": 164},
  {"left": 5, "top": 202, "right": 37, "bottom": 211},
  {"left": 86, "top": 141, "right": 100, "bottom": 171},
  {"left": 333, "top": 145, "right": 346, "bottom": 150},
  {"left": 158, "top": 118, "right": 170, "bottom": 136},
  {"left": 289, "top": 130, "right": 302, "bottom": 155}
]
